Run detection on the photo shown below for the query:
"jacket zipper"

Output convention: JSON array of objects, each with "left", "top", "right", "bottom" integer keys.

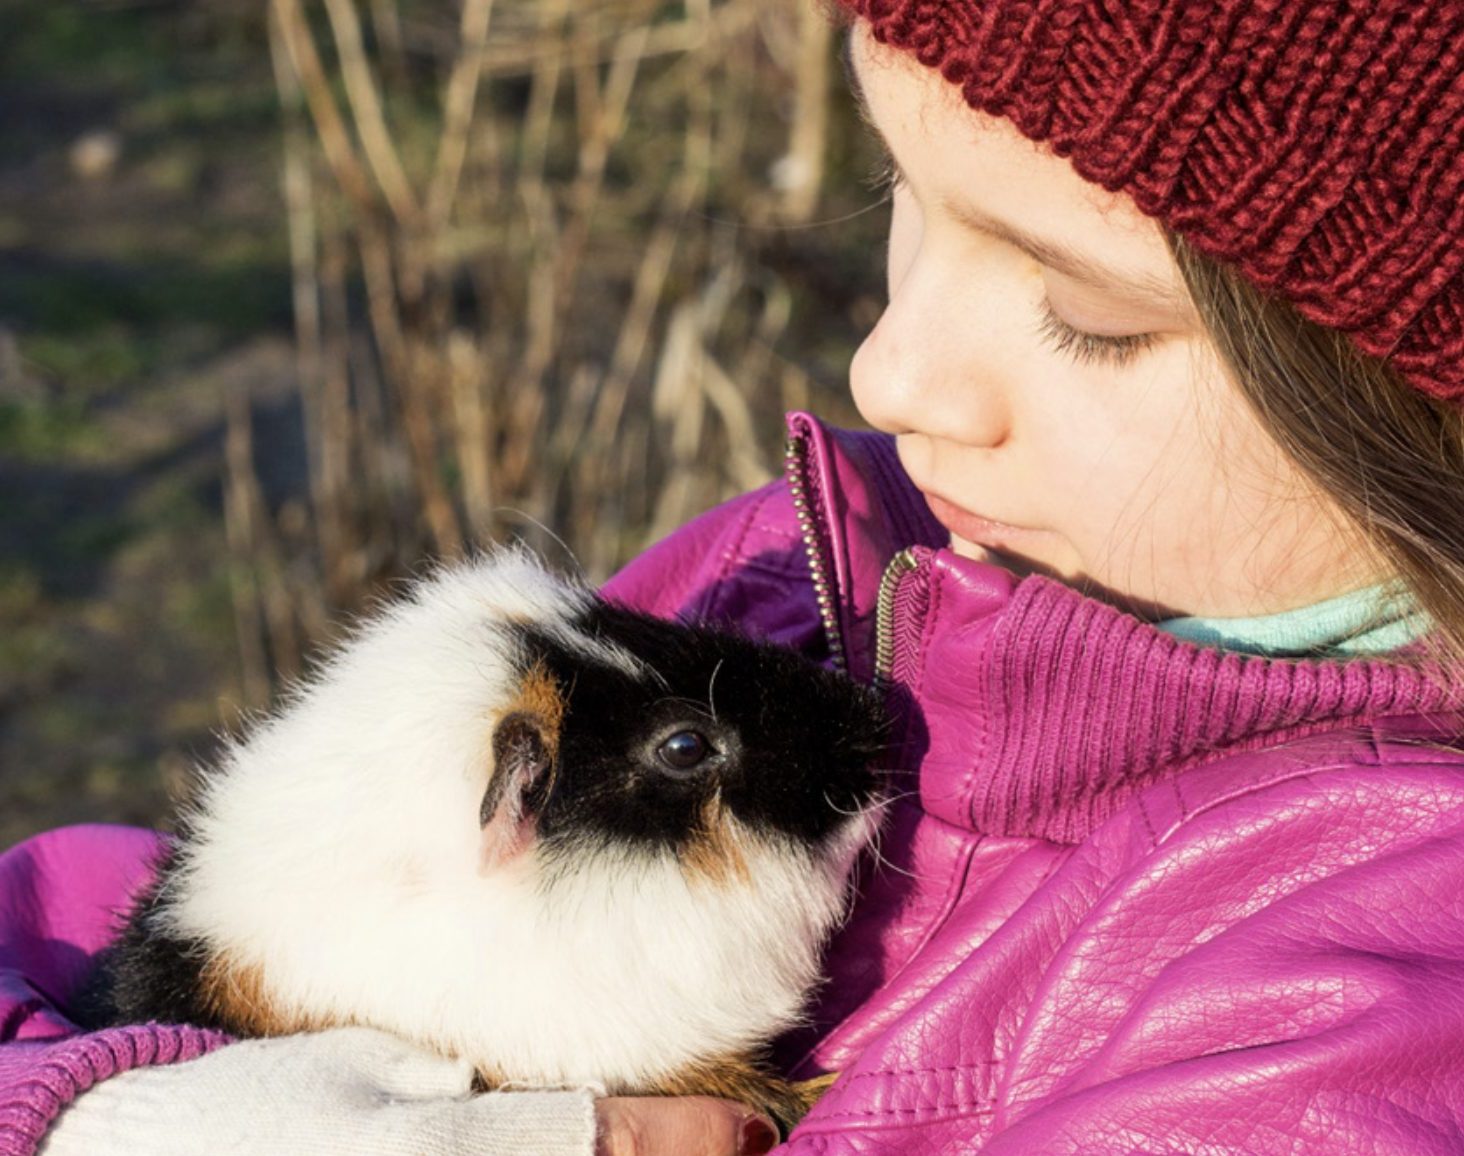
[
  {"left": 786, "top": 430, "right": 924, "bottom": 690},
  {"left": 873, "top": 547, "right": 919, "bottom": 693},
  {"left": 785, "top": 434, "right": 846, "bottom": 673}
]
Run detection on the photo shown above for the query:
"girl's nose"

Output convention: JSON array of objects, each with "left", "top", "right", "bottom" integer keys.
[{"left": 849, "top": 244, "right": 1012, "bottom": 450}]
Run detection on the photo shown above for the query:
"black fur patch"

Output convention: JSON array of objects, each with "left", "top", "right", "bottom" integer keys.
[
  {"left": 515, "top": 601, "right": 887, "bottom": 860},
  {"left": 72, "top": 849, "right": 223, "bottom": 1030},
  {"left": 80, "top": 594, "right": 887, "bottom": 1030}
]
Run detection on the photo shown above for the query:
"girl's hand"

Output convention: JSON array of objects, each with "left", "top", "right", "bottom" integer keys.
[
  {"left": 39, "top": 1025, "right": 598, "bottom": 1156},
  {"left": 37, "top": 1024, "right": 781, "bottom": 1156},
  {"left": 595, "top": 1096, "right": 779, "bottom": 1156}
]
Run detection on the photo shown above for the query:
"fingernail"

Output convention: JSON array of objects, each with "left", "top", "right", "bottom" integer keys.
[{"left": 739, "top": 1114, "right": 779, "bottom": 1155}]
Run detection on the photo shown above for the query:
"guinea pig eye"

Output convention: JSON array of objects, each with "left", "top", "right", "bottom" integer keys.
[{"left": 656, "top": 729, "right": 710, "bottom": 772}]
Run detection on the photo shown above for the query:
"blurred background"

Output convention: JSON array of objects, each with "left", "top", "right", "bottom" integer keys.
[{"left": 0, "top": 0, "right": 889, "bottom": 845}]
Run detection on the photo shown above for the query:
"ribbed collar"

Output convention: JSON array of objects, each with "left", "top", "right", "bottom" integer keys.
[
  {"left": 1155, "top": 581, "right": 1431, "bottom": 655},
  {"left": 789, "top": 413, "right": 1464, "bottom": 844}
]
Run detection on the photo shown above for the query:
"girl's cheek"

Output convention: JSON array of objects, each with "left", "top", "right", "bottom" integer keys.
[{"left": 886, "top": 187, "right": 922, "bottom": 299}]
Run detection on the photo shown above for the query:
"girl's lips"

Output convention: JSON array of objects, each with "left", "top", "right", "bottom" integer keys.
[{"left": 923, "top": 493, "right": 1039, "bottom": 551}]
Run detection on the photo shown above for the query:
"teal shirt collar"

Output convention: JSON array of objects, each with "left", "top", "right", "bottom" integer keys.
[{"left": 1155, "top": 583, "right": 1430, "bottom": 657}]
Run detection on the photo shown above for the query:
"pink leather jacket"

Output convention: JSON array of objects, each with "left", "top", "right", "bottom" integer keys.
[{"left": 5, "top": 411, "right": 1464, "bottom": 1153}]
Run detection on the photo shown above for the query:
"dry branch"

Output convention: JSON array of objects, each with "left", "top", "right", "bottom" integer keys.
[
  {"left": 426, "top": 0, "right": 497, "bottom": 232},
  {"left": 248, "top": 0, "right": 863, "bottom": 692},
  {"left": 320, "top": 0, "right": 422, "bottom": 225}
]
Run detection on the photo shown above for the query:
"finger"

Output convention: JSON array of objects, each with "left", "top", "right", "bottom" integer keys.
[{"left": 595, "top": 1096, "right": 779, "bottom": 1156}]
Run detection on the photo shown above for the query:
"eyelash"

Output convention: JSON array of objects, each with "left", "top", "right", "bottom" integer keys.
[{"left": 1035, "top": 300, "right": 1158, "bottom": 368}]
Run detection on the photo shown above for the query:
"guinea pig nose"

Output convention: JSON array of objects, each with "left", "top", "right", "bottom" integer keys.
[{"left": 656, "top": 729, "right": 710, "bottom": 772}]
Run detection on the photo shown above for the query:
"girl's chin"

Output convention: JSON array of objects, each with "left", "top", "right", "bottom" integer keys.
[
  {"left": 949, "top": 534, "right": 1043, "bottom": 579},
  {"left": 949, "top": 534, "right": 1196, "bottom": 621},
  {"left": 949, "top": 533, "right": 995, "bottom": 563}
]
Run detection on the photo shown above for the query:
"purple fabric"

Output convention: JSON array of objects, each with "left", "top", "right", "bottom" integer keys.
[
  {"left": 4, "top": 411, "right": 1464, "bottom": 1153},
  {"left": 612, "top": 413, "right": 1464, "bottom": 1152},
  {"left": 0, "top": 826, "right": 230, "bottom": 1154}
]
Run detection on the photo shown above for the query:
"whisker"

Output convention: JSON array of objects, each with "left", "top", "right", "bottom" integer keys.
[
  {"left": 821, "top": 789, "right": 865, "bottom": 820},
  {"left": 706, "top": 659, "right": 725, "bottom": 725},
  {"left": 637, "top": 655, "right": 673, "bottom": 694},
  {"left": 497, "top": 514, "right": 582, "bottom": 577},
  {"left": 648, "top": 695, "right": 717, "bottom": 724},
  {"left": 861, "top": 821, "right": 923, "bottom": 882},
  {"left": 825, "top": 786, "right": 926, "bottom": 882}
]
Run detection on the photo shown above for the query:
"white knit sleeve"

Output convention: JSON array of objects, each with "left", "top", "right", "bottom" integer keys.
[{"left": 37, "top": 1026, "right": 597, "bottom": 1156}]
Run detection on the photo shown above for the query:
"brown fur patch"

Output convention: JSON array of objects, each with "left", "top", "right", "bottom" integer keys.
[
  {"left": 198, "top": 953, "right": 339, "bottom": 1038},
  {"left": 502, "top": 662, "right": 565, "bottom": 757},
  {"left": 678, "top": 794, "right": 752, "bottom": 887},
  {"left": 480, "top": 662, "right": 566, "bottom": 823},
  {"left": 648, "top": 1053, "right": 836, "bottom": 1138},
  {"left": 483, "top": 663, "right": 563, "bottom": 803}
]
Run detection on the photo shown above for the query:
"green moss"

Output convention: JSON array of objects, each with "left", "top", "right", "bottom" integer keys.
[
  {"left": 126, "top": 83, "right": 279, "bottom": 137},
  {"left": 19, "top": 329, "right": 150, "bottom": 391},
  {"left": 2, "top": 8, "right": 174, "bottom": 85},
  {"left": 0, "top": 398, "right": 104, "bottom": 458},
  {"left": 0, "top": 259, "right": 289, "bottom": 345},
  {"left": 0, "top": 568, "right": 73, "bottom": 693}
]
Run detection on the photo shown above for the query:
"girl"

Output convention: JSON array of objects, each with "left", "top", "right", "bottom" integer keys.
[{"left": 5, "top": 1, "right": 1464, "bottom": 1152}]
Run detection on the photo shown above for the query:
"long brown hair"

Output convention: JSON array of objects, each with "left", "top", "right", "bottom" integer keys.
[{"left": 1169, "top": 233, "right": 1464, "bottom": 669}]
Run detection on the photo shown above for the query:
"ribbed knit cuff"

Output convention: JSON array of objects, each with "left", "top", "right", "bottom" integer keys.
[{"left": 0, "top": 1024, "right": 229, "bottom": 1156}]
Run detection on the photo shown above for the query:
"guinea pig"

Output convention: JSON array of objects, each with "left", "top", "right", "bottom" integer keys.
[{"left": 83, "top": 548, "right": 887, "bottom": 1131}]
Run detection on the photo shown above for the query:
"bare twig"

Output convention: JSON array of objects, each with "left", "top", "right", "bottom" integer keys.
[
  {"left": 552, "top": 24, "right": 651, "bottom": 317},
  {"left": 269, "top": 0, "right": 378, "bottom": 215},
  {"left": 268, "top": 9, "right": 326, "bottom": 543},
  {"left": 320, "top": 0, "right": 422, "bottom": 225},
  {"left": 250, "top": 0, "right": 867, "bottom": 633},
  {"left": 223, "top": 389, "right": 273, "bottom": 709},
  {"left": 778, "top": 0, "right": 833, "bottom": 221},
  {"left": 447, "top": 330, "right": 493, "bottom": 538},
  {"left": 317, "top": 204, "right": 357, "bottom": 599},
  {"left": 425, "top": 0, "right": 497, "bottom": 233},
  {"left": 368, "top": 0, "right": 408, "bottom": 88}
]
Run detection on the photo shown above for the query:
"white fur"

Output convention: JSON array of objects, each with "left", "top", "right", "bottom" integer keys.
[{"left": 160, "top": 548, "right": 880, "bottom": 1089}]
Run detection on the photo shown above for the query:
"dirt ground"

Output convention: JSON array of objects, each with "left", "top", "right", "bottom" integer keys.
[{"left": 0, "top": 4, "right": 297, "bottom": 845}]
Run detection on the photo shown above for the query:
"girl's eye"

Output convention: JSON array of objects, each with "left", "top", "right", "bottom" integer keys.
[{"left": 1036, "top": 298, "right": 1158, "bottom": 368}]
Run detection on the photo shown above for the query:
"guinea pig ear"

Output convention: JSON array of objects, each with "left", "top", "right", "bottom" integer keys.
[{"left": 478, "top": 711, "right": 556, "bottom": 873}]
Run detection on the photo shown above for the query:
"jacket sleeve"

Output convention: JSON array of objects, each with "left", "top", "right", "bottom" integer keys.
[
  {"left": 980, "top": 745, "right": 1464, "bottom": 1155},
  {"left": 788, "top": 732, "right": 1464, "bottom": 1154},
  {"left": 602, "top": 478, "right": 825, "bottom": 656},
  {"left": 0, "top": 825, "right": 231, "bottom": 1154}
]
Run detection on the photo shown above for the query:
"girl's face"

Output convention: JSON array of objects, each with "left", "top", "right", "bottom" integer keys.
[{"left": 847, "top": 27, "right": 1377, "bottom": 619}]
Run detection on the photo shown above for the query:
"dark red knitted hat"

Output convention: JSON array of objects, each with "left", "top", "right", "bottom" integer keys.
[{"left": 837, "top": 0, "right": 1464, "bottom": 404}]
